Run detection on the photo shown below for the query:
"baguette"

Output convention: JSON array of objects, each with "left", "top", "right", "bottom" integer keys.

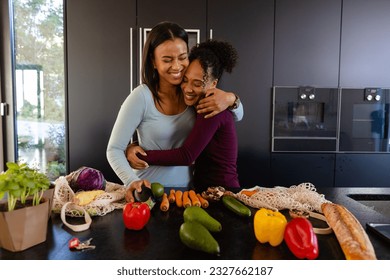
[{"left": 321, "top": 202, "right": 376, "bottom": 260}]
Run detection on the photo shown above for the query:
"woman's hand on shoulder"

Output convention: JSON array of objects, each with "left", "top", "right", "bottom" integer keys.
[
  {"left": 126, "top": 143, "right": 149, "bottom": 169},
  {"left": 196, "top": 88, "right": 236, "bottom": 118},
  {"left": 125, "top": 179, "right": 151, "bottom": 202}
]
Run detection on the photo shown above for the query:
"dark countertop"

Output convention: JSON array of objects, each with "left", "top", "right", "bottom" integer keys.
[{"left": 1, "top": 187, "right": 389, "bottom": 260}]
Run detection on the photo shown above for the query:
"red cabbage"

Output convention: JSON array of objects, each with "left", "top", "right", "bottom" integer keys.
[{"left": 69, "top": 166, "right": 106, "bottom": 192}]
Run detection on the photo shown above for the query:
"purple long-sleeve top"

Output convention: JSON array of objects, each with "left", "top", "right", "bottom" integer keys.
[{"left": 139, "top": 110, "right": 239, "bottom": 189}]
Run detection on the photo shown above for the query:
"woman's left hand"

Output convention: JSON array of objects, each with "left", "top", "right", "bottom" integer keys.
[{"left": 196, "top": 88, "right": 236, "bottom": 118}]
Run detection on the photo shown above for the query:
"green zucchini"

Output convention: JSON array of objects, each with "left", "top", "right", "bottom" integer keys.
[{"left": 222, "top": 195, "right": 252, "bottom": 217}]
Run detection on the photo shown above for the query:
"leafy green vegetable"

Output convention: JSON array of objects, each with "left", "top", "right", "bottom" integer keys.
[{"left": 0, "top": 162, "right": 50, "bottom": 211}]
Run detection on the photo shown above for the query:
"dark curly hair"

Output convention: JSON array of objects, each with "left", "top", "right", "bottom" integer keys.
[{"left": 189, "top": 39, "right": 238, "bottom": 83}]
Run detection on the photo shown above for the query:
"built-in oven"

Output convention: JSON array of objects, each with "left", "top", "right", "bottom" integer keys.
[
  {"left": 339, "top": 88, "right": 390, "bottom": 152},
  {"left": 272, "top": 86, "right": 339, "bottom": 152}
]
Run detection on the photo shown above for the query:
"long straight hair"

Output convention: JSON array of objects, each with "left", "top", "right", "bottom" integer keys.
[{"left": 142, "top": 22, "right": 189, "bottom": 102}]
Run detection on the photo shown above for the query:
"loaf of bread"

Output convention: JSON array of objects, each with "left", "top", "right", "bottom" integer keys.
[{"left": 321, "top": 202, "right": 376, "bottom": 260}]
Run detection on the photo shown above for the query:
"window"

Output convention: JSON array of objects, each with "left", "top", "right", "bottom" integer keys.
[{"left": 2, "top": 0, "right": 66, "bottom": 179}]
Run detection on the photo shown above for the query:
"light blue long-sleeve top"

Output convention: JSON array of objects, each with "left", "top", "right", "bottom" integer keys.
[{"left": 106, "top": 84, "right": 243, "bottom": 188}]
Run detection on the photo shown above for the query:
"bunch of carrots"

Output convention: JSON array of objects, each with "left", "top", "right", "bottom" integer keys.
[{"left": 159, "top": 189, "right": 209, "bottom": 212}]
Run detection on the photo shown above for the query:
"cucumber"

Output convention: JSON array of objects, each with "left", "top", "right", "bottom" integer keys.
[
  {"left": 179, "top": 221, "right": 220, "bottom": 255},
  {"left": 222, "top": 195, "right": 252, "bottom": 217}
]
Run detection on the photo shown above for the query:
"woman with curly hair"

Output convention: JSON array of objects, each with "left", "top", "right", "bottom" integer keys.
[{"left": 130, "top": 39, "right": 240, "bottom": 191}]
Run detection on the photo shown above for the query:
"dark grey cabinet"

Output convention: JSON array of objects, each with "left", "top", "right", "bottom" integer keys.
[
  {"left": 335, "top": 0, "right": 390, "bottom": 186},
  {"left": 335, "top": 154, "right": 390, "bottom": 187},
  {"left": 271, "top": 153, "right": 335, "bottom": 188},
  {"left": 137, "top": 0, "right": 207, "bottom": 40},
  {"left": 208, "top": 0, "right": 274, "bottom": 186},
  {"left": 272, "top": 0, "right": 341, "bottom": 187},
  {"left": 66, "top": 0, "right": 136, "bottom": 181},
  {"left": 274, "top": 0, "right": 341, "bottom": 87},
  {"left": 340, "top": 0, "right": 390, "bottom": 87}
]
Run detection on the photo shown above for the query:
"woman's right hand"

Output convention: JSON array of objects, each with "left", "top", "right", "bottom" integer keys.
[
  {"left": 125, "top": 179, "right": 151, "bottom": 202},
  {"left": 126, "top": 143, "right": 149, "bottom": 169}
]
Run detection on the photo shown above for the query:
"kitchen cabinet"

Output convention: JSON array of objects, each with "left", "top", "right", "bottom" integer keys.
[
  {"left": 336, "top": 0, "right": 390, "bottom": 186},
  {"left": 272, "top": 0, "right": 341, "bottom": 187},
  {"left": 207, "top": 0, "right": 274, "bottom": 187},
  {"left": 271, "top": 153, "right": 335, "bottom": 188},
  {"left": 274, "top": 0, "right": 341, "bottom": 87},
  {"left": 340, "top": 0, "right": 390, "bottom": 88},
  {"left": 66, "top": 0, "right": 136, "bottom": 181},
  {"left": 137, "top": 0, "right": 207, "bottom": 39},
  {"left": 335, "top": 154, "right": 390, "bottom": 187}
]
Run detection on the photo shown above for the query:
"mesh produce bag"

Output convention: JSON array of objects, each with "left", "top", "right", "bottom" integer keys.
[
  {"left": 52, "top": 176, "right": 126, "bottom": 217},
  {"left": 228, "top": 182, "right": 331, "bottom": 213},
  {"left": 52, "top": 173, "right": 126, "bottom": 232}
]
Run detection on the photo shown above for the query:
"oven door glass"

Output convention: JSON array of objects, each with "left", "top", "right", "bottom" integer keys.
[
  {"left": 339, "top": 88, "right": 390, "bottom": 152},
  {"left": 272, "top": 87, "right": 339, "bottom": 152}
]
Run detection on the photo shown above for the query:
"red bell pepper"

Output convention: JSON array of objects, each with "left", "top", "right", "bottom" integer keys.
[
  {"left": 284, "top": 217, "right": 319, "bottom": 259},
  {"left": 122, "top": 201, "right": 151, "bottom": 230}
]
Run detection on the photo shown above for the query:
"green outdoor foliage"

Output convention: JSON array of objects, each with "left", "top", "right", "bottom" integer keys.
[
  {"left": 0, "top": 162, "right": 50, "bottom": 211},
  {"left": 14, "top": 0, "right": 65, "bottom": 122}
]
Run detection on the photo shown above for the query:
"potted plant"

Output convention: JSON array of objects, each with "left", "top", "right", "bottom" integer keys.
[{"left": 0, "top": 162, "right": 51, "bottom": 252}]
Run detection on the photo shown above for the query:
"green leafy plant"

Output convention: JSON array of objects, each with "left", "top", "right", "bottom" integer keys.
[{"left": 0, "top": 162, "right": 50, "bottom": 211}]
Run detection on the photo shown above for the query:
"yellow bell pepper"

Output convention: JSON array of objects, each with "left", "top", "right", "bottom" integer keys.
[{"left": 253, "top": 208, "right": 287, "bottom": 247}]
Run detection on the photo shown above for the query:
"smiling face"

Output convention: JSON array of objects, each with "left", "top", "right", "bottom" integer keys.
[
  {"left": 181, "top": 59, "right": 217, "bottom": 106},
  {"left": 153, "top": 38, "right": 189, "bottom": 87}
]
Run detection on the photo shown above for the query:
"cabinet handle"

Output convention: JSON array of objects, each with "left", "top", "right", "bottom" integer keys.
[
  {"left": 129, "top": 27, "right": 133, "bottom": 91},
  {"left": 139, "top": 27, "right": 143, "bottom": 85}
]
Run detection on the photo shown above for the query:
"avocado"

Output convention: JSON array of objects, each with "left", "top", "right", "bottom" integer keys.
[
  {"left": 179, "top": 222, "right": 220, "bottom": 255},
  {"left": 183, "top": 206, "right": 222, "bottom": 232}
]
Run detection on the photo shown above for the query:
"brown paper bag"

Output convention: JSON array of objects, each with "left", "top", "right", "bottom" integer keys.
[{"left": 0, "top": 199, "right": 50, "bottom": 252}]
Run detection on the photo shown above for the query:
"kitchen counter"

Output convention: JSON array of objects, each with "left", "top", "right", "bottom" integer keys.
[{"left": 1, "top": 187, "right": 389, "bottom": 260}]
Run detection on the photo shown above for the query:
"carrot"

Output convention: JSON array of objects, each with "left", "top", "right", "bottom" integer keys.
[
  {"left": 182, "top": 191, "right": 192, "bottom": 208},
  {"left": 175, "top": 190, "right": 183, "bottom": 208},
  {"left": 189, "top": 190, "right": 201, "bottom": 207},
  {"left": 241, "top": 190, "right": 258, "bottom": 197},
  {"left": 168, "top": 189, "right": 176, "bottom": 203},
  {"left": 197, "top": 193, "right": 209, "bottom": 208},
  {"left": 160, "top": 193, "right": 169, "bottom": 212}
]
